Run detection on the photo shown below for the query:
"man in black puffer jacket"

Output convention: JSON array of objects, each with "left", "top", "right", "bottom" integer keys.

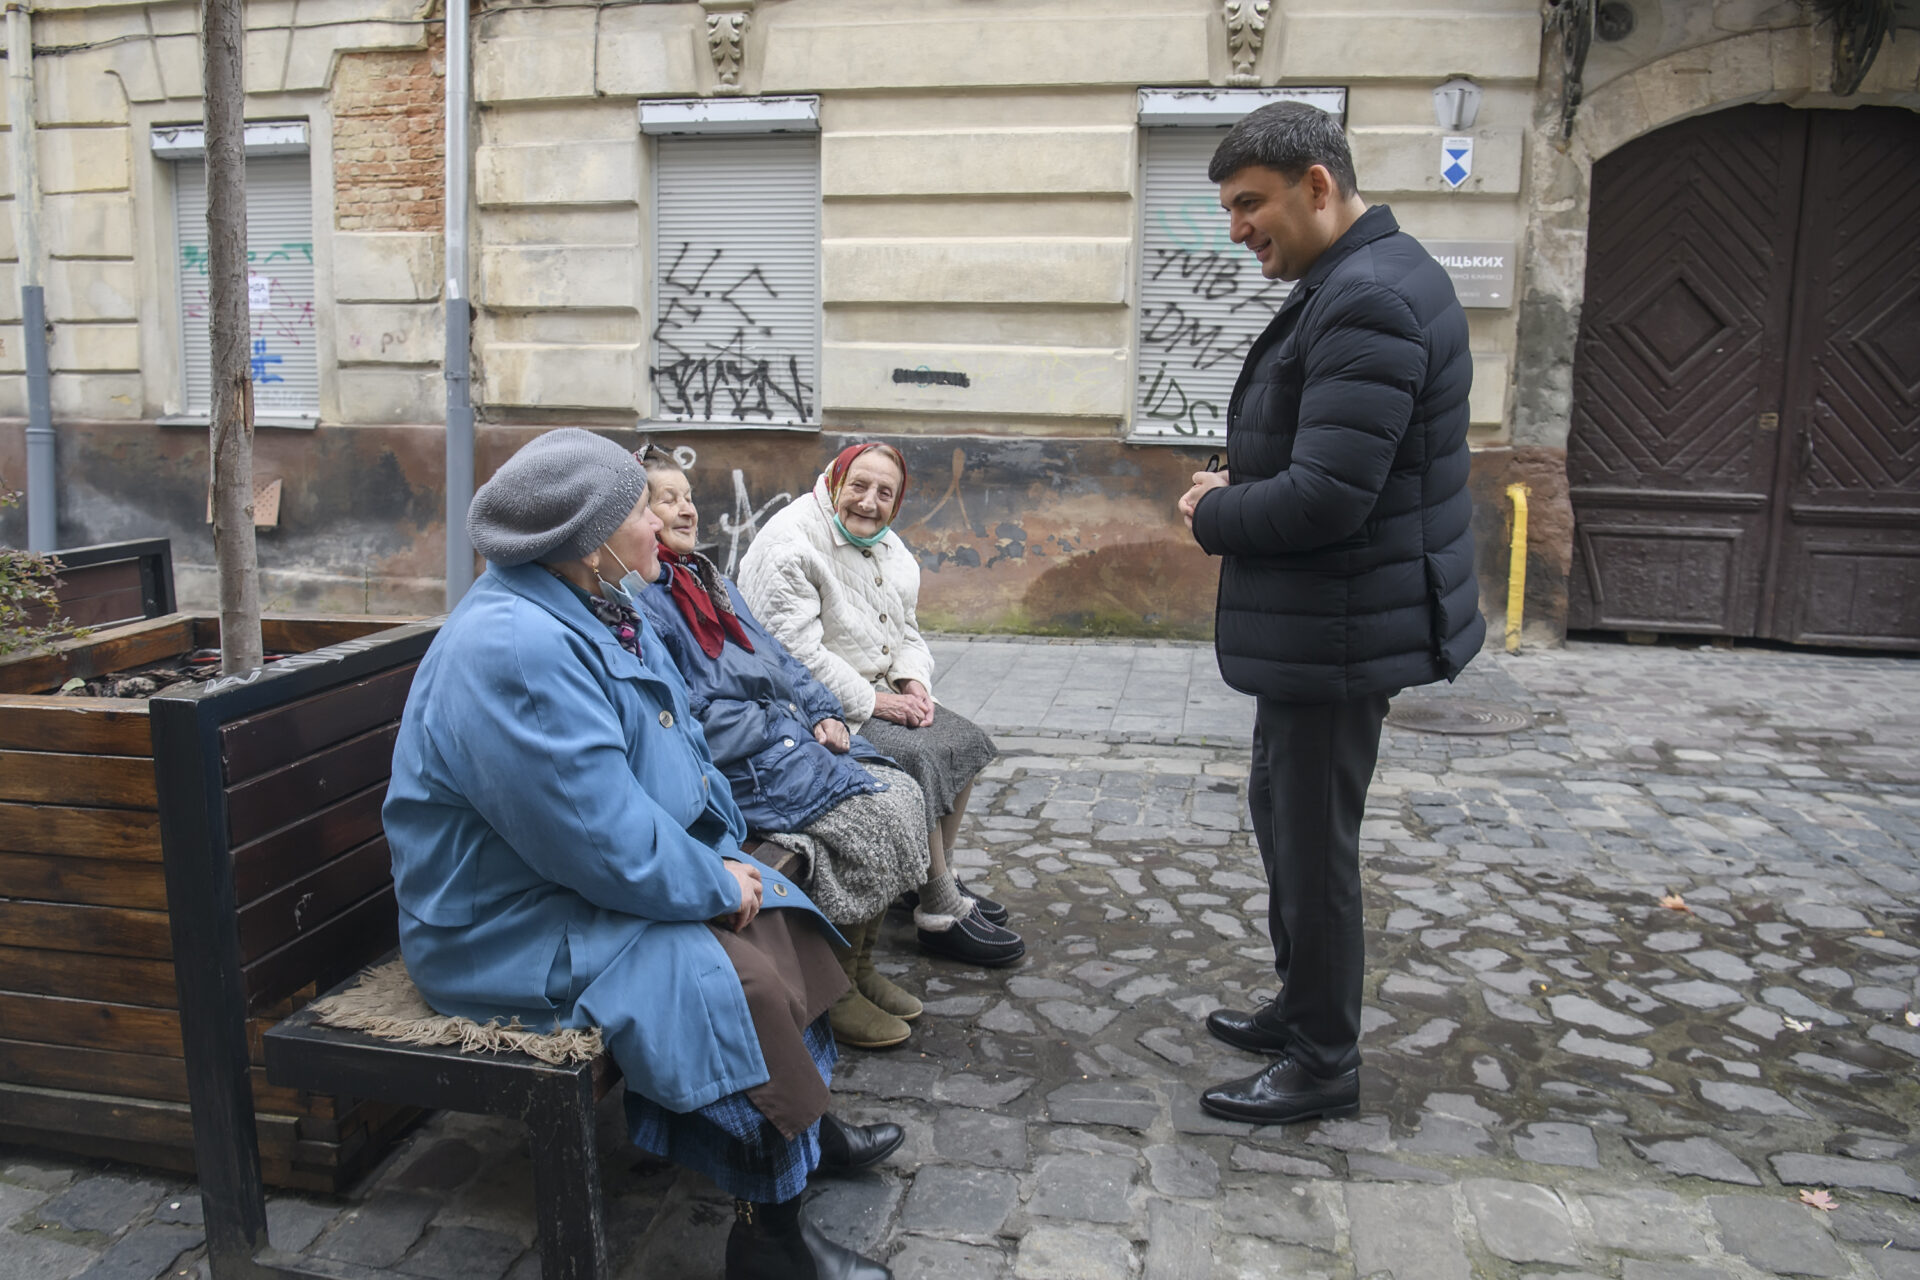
[{"left": 1178, "top": 102, "right": 1485, "bottom": 1125}]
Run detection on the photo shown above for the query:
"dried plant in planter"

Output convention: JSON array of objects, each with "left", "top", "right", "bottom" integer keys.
[{"left": 0, "top": 482, "right": 86, "bottom": 656}]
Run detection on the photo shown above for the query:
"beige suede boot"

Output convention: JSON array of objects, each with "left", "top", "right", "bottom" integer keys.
[
  {"left": 829, "top": 923, "right": 910, "bottom": 1049},
  {"left": 852, "top": 915, "right": 923, "bottom": 1022}
]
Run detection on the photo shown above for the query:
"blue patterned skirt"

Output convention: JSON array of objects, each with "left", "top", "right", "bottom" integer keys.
[{"left": 624, "top": 1015, "right": 838, "bottom": 1203}]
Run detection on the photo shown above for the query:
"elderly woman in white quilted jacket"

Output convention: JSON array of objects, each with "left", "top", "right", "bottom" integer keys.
[{"left": 738, "top": 443, "right": 1026, "bottom": 969}]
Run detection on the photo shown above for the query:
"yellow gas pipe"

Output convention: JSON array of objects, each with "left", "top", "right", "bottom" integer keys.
[{"left": 1505, "top": 483, "right": 1529, "bottom": 653}]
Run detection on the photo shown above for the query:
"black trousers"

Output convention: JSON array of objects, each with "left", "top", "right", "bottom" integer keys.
[{"left": 1247, "top": 691, "right": 1392, "bottom": 1078}]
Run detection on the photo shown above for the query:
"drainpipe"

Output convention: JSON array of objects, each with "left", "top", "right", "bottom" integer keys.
[
  {"left": 7, "top": 2, "right": 54, "bottom": 552},
  {"left": 442, "top": 0, "right": 474, "bottom": 605}
]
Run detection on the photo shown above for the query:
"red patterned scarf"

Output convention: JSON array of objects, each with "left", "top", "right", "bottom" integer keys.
[{"left": 659, "top": 547, "right": 753, "bottom": 659}]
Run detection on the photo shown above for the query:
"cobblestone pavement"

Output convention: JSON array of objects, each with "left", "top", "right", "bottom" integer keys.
[{"left": 5, "top": 638, "right": 1918, "bottom": 1279}]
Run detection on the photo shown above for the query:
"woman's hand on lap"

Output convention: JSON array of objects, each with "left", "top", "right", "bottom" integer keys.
[
  {"left": 724, "top": 859, "right": 763, "bottom": 930},
  {"left": 898, "top": 680, "right": 936, "bottom": 726},
  {"left": 871, "top": 690, "right": 923, "bottom": 726}
]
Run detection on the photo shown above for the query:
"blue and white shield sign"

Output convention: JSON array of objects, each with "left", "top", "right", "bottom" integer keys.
[{"left": 1441, "top": 135, "right": 1473, "bottom": 190}]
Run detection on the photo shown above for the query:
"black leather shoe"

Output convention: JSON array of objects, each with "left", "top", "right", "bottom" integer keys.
[
  {"left": 1206, "top": 1005, "right": 1291, "bottom": 1055},
  {"left": 1199, "top": 1055, "right": 1360, "bottom": 1125},
  {"left": 816, "top": 1113, "right": 904, "bottom": 1175},
  {"left": 916, "top": 904, "right": 1025, "bottom": 968},
  {"left": 955, "top": 878, "right": 1010, "bottom": 926},
  {"left": 893, "top": 884, "right": 1010, "bottom": 926},
  {"left": 725, "top": 1211, "right": 891, "bottom": 1280}
]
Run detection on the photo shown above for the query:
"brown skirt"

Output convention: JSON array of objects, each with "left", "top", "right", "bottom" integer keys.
[{"left": 707, "top": 907, "right": 848, "bottom": 1140}]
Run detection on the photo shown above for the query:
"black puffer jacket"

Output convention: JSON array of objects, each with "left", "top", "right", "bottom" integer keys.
[{"left": 1192, "top": 205, "right": 1485, "bottom": 703}]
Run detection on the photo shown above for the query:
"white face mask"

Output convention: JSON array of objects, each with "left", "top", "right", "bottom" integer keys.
[{"left": 597, "top": 546, "right": 638, "bottom": 610}]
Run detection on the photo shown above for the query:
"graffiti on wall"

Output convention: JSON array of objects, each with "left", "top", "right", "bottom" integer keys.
[
  {"left": 1134, "top": 193, "right": 1289, "bottom": 441},
  {"left": 181, "top": 240, "right": 317, "bottom": 409},
  {"left": 650, "top": 243, "right": 815, "bottom": 424}
]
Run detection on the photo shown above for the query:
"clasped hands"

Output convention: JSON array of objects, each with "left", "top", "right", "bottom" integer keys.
[
  {"left": 1179, "top": 468, "right": 1230, "bottom": 530},
  {"left": 871, "top": 678, "right": 935, "bottom": 728}
]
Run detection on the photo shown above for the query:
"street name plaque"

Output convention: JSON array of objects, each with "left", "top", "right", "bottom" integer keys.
[{"left": 1423, "top": 239, "right": 1516, "bottom": 309}]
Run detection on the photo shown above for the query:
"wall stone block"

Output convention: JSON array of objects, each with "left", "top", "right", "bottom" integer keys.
[
  {"left": 335, "top": 303, "right": 443, "bottom": 367},
  {"left": 44, "top": 193, "right": 135, "bottom": 259},
  {"left": 152, "top": 34, "right": 203, "bottom": 99},
  {"left": 824, "top": 238, "right": 1130, "bottom": 305},
  {"left": 50, "top": 322, "right": 140, "bottom": 372},
  {"left": 0, "top": 268, "right": 18, "bottom": 321},
  {"left": 475, "top": 11, "right": 599, "bottom": 103},
  {"left": 1469, "top": 352, "right": 1509, "bottom": 427},
  {"left": 481, "top": 341, "right": 638, "bottom": 409},
  {"left": 476, "top": 141, "right": 639, "bottom": 207},
  {"left": 334, "top": 232, "right": 443, "bottom": 302},
  {"left": 244, "top": 27, "right": 291, "bottom": 93},
  {"left": 1281, "top": 10, "right": 1540, "bottom": 81},
  {"left": 824, "top": 127, "right": 1134, "bottom": 197},
  {"left": 822, "top": 342, "right": 1127, "bottom": 418},
  {"left": 760, "top": 12, "right": 1211, "bottom": 90},
  {"left": 478, "top": 245, "right": 638, "bottom": 311},
  {"left": 593, "top": 8, "right": 700, "bottom": 97},
  {"left": 37, "top": 128, "right": 130, "bottom": 195},
  {"left": 49, "top": 371, "right": 143, "bottom": 419},
  {"left": 0, "top": 322, "right": 22, "bottom": 374},
  {"left": 46, "top": 259, "right": 138, "bottom": 322},
  {"left": 1351, "top": 127, "right": 1524, "bottom": 196},
  {"left": 332, "top": 365, "right": 444, "bottom": 424}
]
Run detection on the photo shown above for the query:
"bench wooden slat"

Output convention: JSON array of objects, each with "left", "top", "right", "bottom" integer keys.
[
  {"left": 0, "top": 851, "right": 170, "bottom": 910},
  {"left": 221, "top": 664, "right": 417, "bottom": 785},
  {"left": 0, "top": 900, "right": 173, "bottom": 959},
  {"left": 0, "top": 698, "right": 153, "bottom": 755},
  {"left": 0, "top": 1037, "right": 315, "bottom": 1115},
  {"left": 224, "top": 726, "right": 398, "bottom": 849},
  {"left": 0, "top": 944, "right": 180, "bottom": 1007},
  {"left": 236, "top": 837, "right": 393, "bottom": 965},
  {"left": 231, "top": 784, "right": 387, "bottom": 905},
  {"left": 0, "top": 615, "right": 195, "bottom": 696},
  {"left": 0, "top": 750, "right": 158, "bottom": 809},
  {"left": 241, "top": 885, "right": 398, "bottom": 1013},
  {"left": 0, "top": 992, "right": 183, "bottom": 1056},
  {"left": 0, "top": 802, "right": 163, "bottom": 861}
]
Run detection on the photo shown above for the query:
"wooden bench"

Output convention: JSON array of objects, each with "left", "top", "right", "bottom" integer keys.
[
  {"left": 45, "top": 537, "right": 176, "bottom": 630},
  {"left": 154, "top": 619, "right": 444, "bottom": 1278},
  {"left": 155, "top": 619, "right": 797, "bottom": 1280}
]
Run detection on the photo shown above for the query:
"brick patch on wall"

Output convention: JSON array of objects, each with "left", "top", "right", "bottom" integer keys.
[{"left": 332, "top": 29, "right": 446, "bottom": 231}]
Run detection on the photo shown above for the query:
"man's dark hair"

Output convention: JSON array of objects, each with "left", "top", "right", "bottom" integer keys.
[{"left": 1207, "top": 101, "right": 1357, "bottom": 197}]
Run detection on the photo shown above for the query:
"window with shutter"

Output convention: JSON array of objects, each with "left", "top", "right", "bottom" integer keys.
[
  {"left": 173, "top": 154, "right": 320, "bottom": 423},
  {"left": 650, "top": 133, "right": 821, "bottom": 427},
  {"left": 1131, "top": 89, "right": 1346, "bottom": 446}
]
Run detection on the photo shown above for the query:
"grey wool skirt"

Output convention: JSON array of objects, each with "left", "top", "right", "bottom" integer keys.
[
  {"left": 767, "top": 764, "right": 930, "bottom": 926},
  {"left": 859, "top": 705, "right": 998, "bottom": 832}
]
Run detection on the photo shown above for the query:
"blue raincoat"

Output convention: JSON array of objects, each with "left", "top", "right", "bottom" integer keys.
[
  {"left": 635, "top": 563, "right": 891, "bottom": 834},
  {"left": 382, "top": 561, "right": 837, "bottom": 1114}
]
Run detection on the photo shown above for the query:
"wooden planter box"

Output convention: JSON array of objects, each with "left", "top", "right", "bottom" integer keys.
[{"left": 0, "top": 612, "right": 425, "bottom": 1191}]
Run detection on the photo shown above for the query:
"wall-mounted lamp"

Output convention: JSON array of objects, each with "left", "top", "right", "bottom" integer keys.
[{"left": 1432, "top": 77, "right": 1482, "bottom": 131}]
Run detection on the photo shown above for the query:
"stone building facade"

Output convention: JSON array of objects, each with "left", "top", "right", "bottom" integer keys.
[{"left": 0, "top": 0, "right": 1914, "bottom": 643}]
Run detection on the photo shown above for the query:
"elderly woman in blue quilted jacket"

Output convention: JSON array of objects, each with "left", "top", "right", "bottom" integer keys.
[
  {"left": 632, "top": 447, "right": 930, "bottom": 1054},
  {"left": 382, "top": 429, "right": 896, "bottom": 1280}
]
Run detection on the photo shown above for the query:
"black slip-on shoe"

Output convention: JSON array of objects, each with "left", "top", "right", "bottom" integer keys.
[
  {"left": 816, "top": 1114, "right": 905, "bottom": 1175},
  {"left": 725, "top": 1213, "right": 891, "bottom": 1280},
  {"left": 915, "top": 904, "right": 1025, "bottom": 968},
  {"left": 1199, "top": 1055, "right": 1360, "bottom": 1126},
  {"left": 954, "top": 878, "right": 1009, "bottom": 926},
  {"left": 1206, "top": 1005, "right": 1292, "bottom": 1055}
]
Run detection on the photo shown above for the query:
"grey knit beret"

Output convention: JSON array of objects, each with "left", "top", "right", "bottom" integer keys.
[{"left": 467, "top": 428, "right": 647, "bottom": 567}]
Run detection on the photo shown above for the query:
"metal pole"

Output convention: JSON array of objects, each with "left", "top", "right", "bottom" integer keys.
[
  {"left": 442, "top": 0, "right": 474, "bottom": 606},
  {"left": 7, "top": 3, "right": 55, "bottom": 551}
]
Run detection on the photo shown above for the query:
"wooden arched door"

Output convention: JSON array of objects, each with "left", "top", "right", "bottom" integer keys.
[{"left": 1567, "top": 105, "right": 1920, "bottom": 648}]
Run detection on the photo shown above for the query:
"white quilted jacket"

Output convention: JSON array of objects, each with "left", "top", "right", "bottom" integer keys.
[{"left": 736, "top": 475, "right": 937, "bottom": 731}]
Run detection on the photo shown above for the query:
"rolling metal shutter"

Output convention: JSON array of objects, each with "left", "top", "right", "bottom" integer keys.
[
  {"left": 652, "top": 134, "right": 820, "bottom": 425},
  {"left": 1132, "top": 128, "right": 1292, "bottom": 445},
  {"left": 173, "top": 155, "right": 319, "bottom": 418}
]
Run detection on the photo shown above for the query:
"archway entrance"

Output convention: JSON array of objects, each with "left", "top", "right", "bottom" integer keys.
[{"left": 1567, "top": 104, "right": 1920, "bottom": 648}]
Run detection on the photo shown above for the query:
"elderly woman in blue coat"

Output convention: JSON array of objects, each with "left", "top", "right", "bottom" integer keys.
[
  {"left": 381, "top": 428, "right": 896, "bottom": 1280},
  {"left": 631, "top": 448, "right": 930, "bottom": 1053}
]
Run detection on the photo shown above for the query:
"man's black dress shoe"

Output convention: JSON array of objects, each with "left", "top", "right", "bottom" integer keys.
[
  {"left": 816, "top": 1113, "right": 904, "bottom": 1175},
  {"left": 1206, "top": 1005, "right": 1291, "bottom": 1055},
  {"left": 1199, "top": 1055, "right": 1360, "bottom": 1125}
]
